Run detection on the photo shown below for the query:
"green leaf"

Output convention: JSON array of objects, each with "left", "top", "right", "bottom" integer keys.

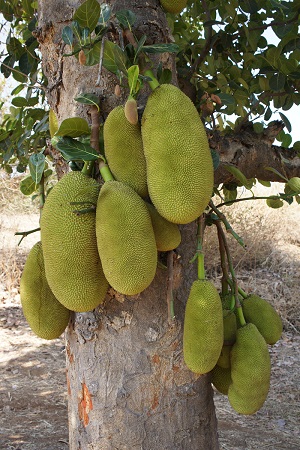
[
  {"left": 269, "top": 73, "right": 286, "bottom": 91},
  {"left": 142, "top": 43, "right": 179, "bottom": 54},
  {"left": 265, "top": 167, "right": 287, "bottom": 181},
  {"left": 264, "top": 107, "right": 272, "bottom": 121},
  {"left": 22, "top": 0, "right": 34, "bottom": 16},
  {"left": 279, "top": 112, "right": 291, "bottom": 132},
  {"left": 73, "top": 0, "right": 100, "bottom": 32},
  {"left": 293, "top": 141, "right": 300, "bottom": 150},
  {"left": 103, "top": 40, "right": 118, "bottom": 73},
  {"left": 11, "top": 84, "right": 25, "bottom": 95},
  {"left": 210, "top": 149, "right": 220, "bottom": 171},
  {"left": 11, "top": 97, "right": 28, "bottom": 107},
  {"left": 253, "top": 122, "right": 264, "bottom": 134},
  {"left": 74, "top": 93, "right": 100, "bottom": 109},
  {"left": 217, "top": 93, "right": 235, "bottom": 106},
  {"left": 281, "top": 133, "right": 292, "bottom": 148},
  {"left": 116, "top": 9, "right": 136, "bottom": 29},
  {"left": 223, "top": 187, "right": 237, "bottom": 204},
  {"left": 158, "top": 68, "right": 172, "bottom": 85},
  {"left": 134, "top": 35, "right": 147, "bottom": 62},
  {"left": 20, "top": 175, "right": 38, "bottom": 195},
  {"left": 56, "top": 137, "right": 99, "bottom": 161},
  {"left": 62, "top": 26, "right": 74, "bottom": 46},
  {"left": 266, "top": 197, "right": 284, "bottom": 209},
  {"left": 223, "top": 165, "right": 253, "bottom": 189},
  {"left": 99, "top": 3, "right": 111, "bottom": 25},
  {"left": 258, "top": 180, "right": 271, "bottom": 187},
  {"left": 127, "top": 65, "right": 139, "bottom": 96},
  {"left": 29, "top": 153, "right": 45, "bottom": 184},
  {"left": 55, "top": 118, "right": 90, "bottom": 138},
  {"left": 113, "top": 45, "right": 128, "bottom": 74}
]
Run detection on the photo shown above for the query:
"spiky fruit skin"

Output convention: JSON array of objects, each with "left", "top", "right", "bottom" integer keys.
[
  {"left": 242, "top": 295, "right": 283, "bottom": 345},
  {"left": 104, "top": 106, "right": 148, "bottom": 198},
  {"left": 145, "top": 202, "right": 181, "bottom": 251},
  {"left": 141, "top": 84, "right": 214, "bottom": 224},
  {"left": 223, "top": 309, "right": 237, "bottom": 342},
  {"left": 96, "top": 181, "right": 157, "bottom": 295},
  {"left": 211, "top": 365, "right": 232, "bottom": 395},
  {"left": 160, "top": 0, "right": 187, "bottom": 14},
  {"left": 20, "top": 242, "right": 70, "bottom": 339},
  {"left": 183, "top": 280, "right": 223, "bottom": 374},
  {"left": 41, "top": 172, "right": 108, "bottom": 312},
  {"left": 228, "top": 323, "right": 271, "bottom": 415}
]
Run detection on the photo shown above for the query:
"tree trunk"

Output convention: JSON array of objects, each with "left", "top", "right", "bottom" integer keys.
[{"left": 37, "top": 1, "right": 220, "bottom": 448}]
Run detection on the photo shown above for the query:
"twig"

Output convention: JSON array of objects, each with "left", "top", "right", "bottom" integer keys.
[
  {"left": 209, "top": 200, "right": 246, "bottom": 248},
  {"left": 15, "top": 228, "right": 41, "bottom": 246},
  {"left": 190, "top": 0, "right": 213, "bottom": 74},
  {"left": 96, "top": 36, "right": 106, "bottom": 87}
]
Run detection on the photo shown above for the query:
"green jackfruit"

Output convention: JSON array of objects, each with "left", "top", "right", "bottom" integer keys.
[
  {"left": 160, "top": 0, "right": 187, "bottom": 14},
  {"left": 211, "top": 365, "right": 232, "bottom": 395},
  {"left": 216, "top": 309, "right": 236, "bottom": 368},
  {"left": 96, "top": 181, "right": 157, "bottom": 295},
  {"left": 141, "top": 84, "right": 214, "bottom": 224},
  {"left": 20, "top": 242, "right": 70, "bottom": 339},
  {"left": 41, "top": 171, "right": 109, "bottom": 312},
  {"left": 104, "top": 106, "right": 148, "bottom": 198},
  {"left": 242, "top": 294, "right": 283, "bottom": 345},
  {"left": 145, "top": 202, "right": 181, "bottom": 251},
  {"left": 183, "top": 280, "right": 223, "bottom": 374},
  {"left": 228, "top": 323, "right": 271, "bottom": 415}
]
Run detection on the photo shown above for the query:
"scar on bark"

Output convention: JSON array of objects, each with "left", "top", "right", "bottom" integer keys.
[{"left": 78, "top": 382, "right": 93, "bottom": 427}]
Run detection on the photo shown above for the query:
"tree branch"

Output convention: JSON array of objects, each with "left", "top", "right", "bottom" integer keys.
[
  {"left": 210, "top": 126, "right": 300, "bottom": 185},
  {"left": 190, "top": 0, "right": 213, "bottom": 74}
]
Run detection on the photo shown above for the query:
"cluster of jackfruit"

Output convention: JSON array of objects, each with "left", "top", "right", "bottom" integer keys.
[
  {"left": 20, "top": 82, "right": 213, "bottom": 339},
  {"left": 210, "top": 293, "right": 283, "bottom": 415}
]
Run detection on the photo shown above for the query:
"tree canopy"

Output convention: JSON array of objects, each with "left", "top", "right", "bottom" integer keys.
[{"left": 0, "top": 0, "right": 300, "bottom": 203}]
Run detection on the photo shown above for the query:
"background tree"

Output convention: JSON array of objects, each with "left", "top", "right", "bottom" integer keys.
[{"left": 0, "top": 0, "right": 299, "bottom": 448}]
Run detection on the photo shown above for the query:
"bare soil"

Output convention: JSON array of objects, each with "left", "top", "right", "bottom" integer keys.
[{"left": 0, "top": 177, "right": 299, "bottom": 450}]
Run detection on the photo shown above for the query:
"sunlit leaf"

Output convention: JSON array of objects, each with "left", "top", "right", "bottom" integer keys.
[
  {"left": 73, "top": 0, "right": 100, "bottom": 32},
  {"left": 20, "top": 175, "right": 38, "bottom": 195},
  {"left": 56, "top": 137, "right": 99, "bottom": 161},
  {"left": 29, "top": 153, "right": 45, "bottom": 184},
  {"left": 55, "top": 118, "right": 90, "bottom": 138}
]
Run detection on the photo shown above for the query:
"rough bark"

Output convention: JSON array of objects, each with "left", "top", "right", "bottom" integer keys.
[{"left": 37, "top": 1, "right": 220, "bottom": 449}]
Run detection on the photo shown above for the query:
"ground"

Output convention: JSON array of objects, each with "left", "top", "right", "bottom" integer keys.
[{"left": 0, "top": 176, "right": 299, "bottom": 450}]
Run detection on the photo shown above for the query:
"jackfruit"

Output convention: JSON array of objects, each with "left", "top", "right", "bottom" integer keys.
[
  {"left": 241, "top": 294, "right": 283, "bottom": 345},
  {"left": 141, "top": 84, "right": 214, "bottom": 224},
  {"left": 124, "top": 98, "right": 138, "bottom": 125},
  {"left": 20, "top": 242, "right": 70, "bottom": 339},
  {"left": 211, "top": 365, "right": 232, "bottom": 395},
  {"left": 216, "top": 309, "right": 236, "bottom": 368},
  {"left": 160, "top": 0, "right": 187, "bottom": 14},
  {"left": 104, "top": 106, "right": 148, "bottom": 198},
  {"left": 183, "top": 280, "right": 223, "bottom": 373},
  {"left": 41, "top": 171, "right": 109, "bottom": 312},
  {"left": 145, "top": 201, "right": 181, "bottom": 251},
  {"left": 96, "top": 181, "right": 157, "bottom": 295},
  {"left": 228, "top": 323, "right": 271, "bottom": 415}
]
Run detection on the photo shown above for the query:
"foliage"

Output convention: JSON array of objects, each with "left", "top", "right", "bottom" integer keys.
[{"left": 0, "top": 0, "right": 299, "bottom": 195}]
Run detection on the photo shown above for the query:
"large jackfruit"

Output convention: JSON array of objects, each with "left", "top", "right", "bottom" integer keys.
[
  {"left": 96, "top": 181, "right": 157, "bottom": 295},
  {"left": 104, "top": 106, "right": 148, "bottom": 198},
  {"left": 41, "top": 171, "right": 109, "bottom": 312},
  {"left": 141, "top": 84, "right": 214, "bottom": 224},
  {"left": 145, "top": 201, "right": 181, "bottom": 251},
  {"left": 242, "top": 294, "right": 283, "bottom": 344},
  {"left": 20, "top": 242, "right": 70, "bottom": 339},
  {"left": 183, "top": 280, "right": 223, "bottom": 374},
  {"left": 228, "top": 323, "right": 271, "bottom": 415},
  {"left": 211, "top": 365, "right": 232, "bottom": 395},
  {"left": 160, "top": 0, "right": 187, "bottom": 14}
]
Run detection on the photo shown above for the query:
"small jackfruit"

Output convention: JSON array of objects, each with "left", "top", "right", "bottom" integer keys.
[
  {"left": 241, "top": 294, "right": 283, "bottom": 345},
  {"left": 104, "top": 106, "right": 148, "bottom": 198},
  {"left": 41, "top": 171, "right": 109, "bottom": 312},
  {"left": 96, "top": 181, "right": 157, "bottom": 295},
  {"left": 228, "top": 323, "right": 271, "bottom": 415},
  {"left": 124, "top": 98, "right": 138, "bottom": 125},
  {"left": 160, "top": 0, "right": 187, "bottom": 14},
  {"left": 183, "top": 280, "right": 223, "bottom": 374},
  {"left": 141, "top": 84, "right": 214, "bottom": 224},
  {"left": 211, "top": 365, "right": 232, "bottom": 395},
  {"left": 20, "top": 242, "right": 70, "bottom": 339},
  {"left": 216, "top": 309, "right": 236, "bottom": 368},
  {"left": 145, "top": 201, "right": 181, "bottom": 251}
]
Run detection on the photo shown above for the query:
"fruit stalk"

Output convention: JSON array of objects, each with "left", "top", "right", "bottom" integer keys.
[
  {"left": 166, "top": 250, "right": 175, "bottom": 323},
  {"left": 143, "top": 69, "right": 160, "bottom": 91},
  {"left": 197, "top": 215, "right": 206, "bottom": 280}
]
